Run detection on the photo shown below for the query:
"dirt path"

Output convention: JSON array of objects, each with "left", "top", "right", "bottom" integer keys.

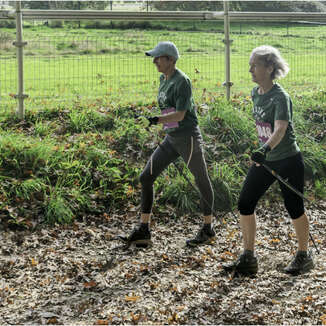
[{"left": 1, "top": 202, "right": 325, "bottom": 324}]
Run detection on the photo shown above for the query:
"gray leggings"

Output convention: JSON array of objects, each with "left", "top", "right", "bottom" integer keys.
[{"left": 139, "top": 134, "right": 214, "bottom": 215}]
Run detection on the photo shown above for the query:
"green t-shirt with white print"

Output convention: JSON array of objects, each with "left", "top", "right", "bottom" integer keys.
[
  {"left": 252, "top": 83, "right": 300, "bottom": 161},
  {"left": 157, "top": 68, "right": 198, "bottom": 136}
]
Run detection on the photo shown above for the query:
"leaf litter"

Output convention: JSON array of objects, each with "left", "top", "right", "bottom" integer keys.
[{"left": 0, "top": 201, "right": 325, "bottom": 325}]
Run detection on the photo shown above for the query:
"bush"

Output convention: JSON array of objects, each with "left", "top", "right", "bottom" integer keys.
[
  {"left": 0, "top": 20, "right": 15, "bottom": 28},
  {"left": 84, "top": 21, "right": 110, "bottom": 29},
  {"left": 49, "top": 20, "right": 64, "bottom": 28}
]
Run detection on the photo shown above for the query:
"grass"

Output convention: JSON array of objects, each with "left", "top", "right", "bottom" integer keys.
[
  {"left": 1, "top": 22, "right": 326, "bottom": 105},
  {"left": 0, "top": 106, "right": 141, "bottom": 226},
  {"left": 0, "top": 88, "right": 325, "bottom": 227}
]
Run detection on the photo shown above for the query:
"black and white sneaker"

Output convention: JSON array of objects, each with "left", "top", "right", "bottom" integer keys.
[
  {"left": 223, "top": 251, "right": 258, "bottom": 276},
  {"left": 284, "top": 251, "right": 314, "bottom": 275},
  {"left": 186, "top": 225, "right": 216, "bottom": 247}
]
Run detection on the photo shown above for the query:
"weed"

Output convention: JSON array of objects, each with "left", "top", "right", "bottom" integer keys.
[
  {"left": 67, "top": 109, "right": 114, "bottom": 133},
  {"left": 314, "top": 179, "right": 326, "bottom": 198},
  {"left": 159, "top": 171, "right": 199, "bottom": 214},
  {"left": 44, "top": 191, "right": 74, "bottom": 224},
  {"left": 16, "top": 178, "right": 47, "bottom": 200},
  {"left": 34, "top": 120, "right": 53, "bottom": 137}
]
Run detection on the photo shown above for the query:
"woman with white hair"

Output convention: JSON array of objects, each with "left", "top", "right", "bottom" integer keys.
[{"left": 224, "top": 45, "right": 314, "bottom": 276}]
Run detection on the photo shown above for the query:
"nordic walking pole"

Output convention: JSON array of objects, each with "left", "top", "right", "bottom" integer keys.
[{"left": 262, "top": 163, "right": 320, "bottom": 254}]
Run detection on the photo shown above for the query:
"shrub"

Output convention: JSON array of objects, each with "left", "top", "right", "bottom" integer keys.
[
  {"left": 0, "top": 20, "right": 15, "bottom": 28},
  {"left": 49, "top": 20, "right": 64, "bottom": 28}
]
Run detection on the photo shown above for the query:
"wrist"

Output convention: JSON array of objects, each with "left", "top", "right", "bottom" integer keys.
[{"left": 148, "top": 116, "right": 159, "bottom": 125}]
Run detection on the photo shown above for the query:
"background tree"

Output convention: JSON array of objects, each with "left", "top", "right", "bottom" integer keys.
[
  {"left": 22, "top": 1, "right": 109, "bottom": 10},
  {"left": 151, "top": 1, "right": 326, "bottom": 12}
]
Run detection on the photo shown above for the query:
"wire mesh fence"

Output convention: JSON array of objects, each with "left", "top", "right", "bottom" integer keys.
[
  {"left": 230, "top": 23, "right": 326, "bottom": 94},
  {"left": 1, "top": 21, "right": 326, "bottom": 107}
]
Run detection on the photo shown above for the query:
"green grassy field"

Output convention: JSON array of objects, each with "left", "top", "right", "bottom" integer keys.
[{"left": 1, "top": 22, "right": 326, "bottom": 107}]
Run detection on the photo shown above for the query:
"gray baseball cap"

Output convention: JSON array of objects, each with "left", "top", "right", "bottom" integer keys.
[{"left": 145, "top": 41, "right": 180, "bottom": 60}]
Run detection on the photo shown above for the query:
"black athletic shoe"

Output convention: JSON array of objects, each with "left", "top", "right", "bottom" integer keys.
[
  {"left": 118, "top": 225, "right": 152, "bottom": 246},
  {"left": 284, "top": 251, "right": 314, "bottom": 275},
  {"left": 223, "top": 252, "right": 258, "bottom": 276},
  {"left": 186, "top": 225, "right": 216, "bottom": 247}
]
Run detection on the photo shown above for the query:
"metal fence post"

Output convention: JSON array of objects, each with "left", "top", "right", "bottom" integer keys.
[
  {"left": 13, "top": 1, "right": 28, "bottom": 120},
  {"left": 223, "top": 1, "right": 233, "bottom": 100}
]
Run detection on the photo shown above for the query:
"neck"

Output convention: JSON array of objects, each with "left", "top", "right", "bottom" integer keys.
[
  {"left": 164, "top": 66, "right": 176, "bottom": 80},
  {"left": 258, "top": 80, "right": 274, "bottom": 94}
]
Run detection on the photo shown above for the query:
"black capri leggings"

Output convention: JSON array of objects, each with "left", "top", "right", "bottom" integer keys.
[
  {"left": 238, "top": 152, "right": 305, "bottom": 219},
  {"left": 139, "top": 133, "right": 214, "bottom": 215}
]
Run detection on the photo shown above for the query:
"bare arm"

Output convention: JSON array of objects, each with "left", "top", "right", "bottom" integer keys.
[
  {"left": 266, "top": 120, "right": 288, "bottom": 149},
  {"left": 157, "top": 110, "right": 186, "bottom": 124}
]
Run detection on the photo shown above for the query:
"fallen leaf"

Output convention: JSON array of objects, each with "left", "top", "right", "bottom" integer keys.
[
  {"left": 30, "top": 258, "right": 38, "bottom": 266},
  {"left": 83, "top": 281, "right": 97, "bottom": 288},
  {"left": 125, "top": 295, "right": 140, "bottom": 302},
  {"left": 320, "top": 315, "right": 326, "bottom": 325},
  {"left": 95, "top": 320, "right": 109, "bottom": 325}
]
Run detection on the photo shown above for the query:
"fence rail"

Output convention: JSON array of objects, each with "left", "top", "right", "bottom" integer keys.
[{"left": 2, "top": 10, "right": 326, "bottom": 22}]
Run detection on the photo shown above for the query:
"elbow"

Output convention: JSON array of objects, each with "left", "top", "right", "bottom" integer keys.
[
  {"left": 279, "top": 127, "right": 287, "bottom": 139},
  {"left": 274, "top": 129, "right": 287, "bottom": 144},
  {"left": 176, "top": 111, "right": 186, "bottom": 122}
]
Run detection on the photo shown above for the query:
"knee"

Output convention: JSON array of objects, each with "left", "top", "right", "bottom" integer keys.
[
  {"left": 285, "top": 201, "right": 304, "bottom": 220},
  {"left": 238, "top": 197, "right": 255, "bottom": 216},
  {"left": 139, "top": 170, "right": 154, "bottom": 187}
]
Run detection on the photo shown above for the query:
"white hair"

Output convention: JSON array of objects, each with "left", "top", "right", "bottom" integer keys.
[{"left": 250, "top": 45, "right": 289, "bottom": 80}]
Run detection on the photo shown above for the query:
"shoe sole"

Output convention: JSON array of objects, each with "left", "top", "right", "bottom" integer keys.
[
  {"left": 186, "top": 236, "right": 216, "bottom": 247},
  {"left": 223, "top": 264, "right": 238, "bottom": 272},
  {"left": 284, "top": 262, "right": 314, "bottom": 275},
  {"left": 133, "top": 239, "right": 152, "bottom": 246},
  {"left": 223, "top": 265, "right": 258, "bottom": 275},
  {"left": 236, "top": 268, "right": 258, "bottom": 276},
  {"left": 117, "top": 236, "right": 152, "bottom": 247},
  {"left": 222, "top": 261, "right": 258, "bottom": 275}
]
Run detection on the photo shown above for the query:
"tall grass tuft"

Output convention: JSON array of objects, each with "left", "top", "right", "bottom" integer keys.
[
  {"left": 16, "top": 178, "right": 47, "bottom": 201},
  {"left": 44, "top": 191, "right": 74, "bottom": 224}
]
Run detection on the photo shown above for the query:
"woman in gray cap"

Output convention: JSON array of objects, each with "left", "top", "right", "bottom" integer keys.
[{"left": 121, "top": 41, "right": 215, "bottom": 247}]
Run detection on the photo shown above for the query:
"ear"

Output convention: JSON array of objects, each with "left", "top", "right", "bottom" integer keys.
[
  {"left": 167, "top": 56, "right": 175, "bottom": 63},
  {"left": 267, "top": 65, "right": 274, "bottom": 74}
]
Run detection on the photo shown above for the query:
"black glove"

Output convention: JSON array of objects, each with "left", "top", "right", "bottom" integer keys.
[
  {"left": 147, "top": 116, "right": 159, "bottom": 126},
  {"left": 251, "top": 144, "right": 271, "bottom": 164}
]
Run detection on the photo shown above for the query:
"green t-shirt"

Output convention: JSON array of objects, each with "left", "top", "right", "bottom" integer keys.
[
  {"left": 157, "top": 68, "right": 198, "bottom": 136},
  {"left": 252, "top": 83, "right": 300, "bottom": 161}
]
